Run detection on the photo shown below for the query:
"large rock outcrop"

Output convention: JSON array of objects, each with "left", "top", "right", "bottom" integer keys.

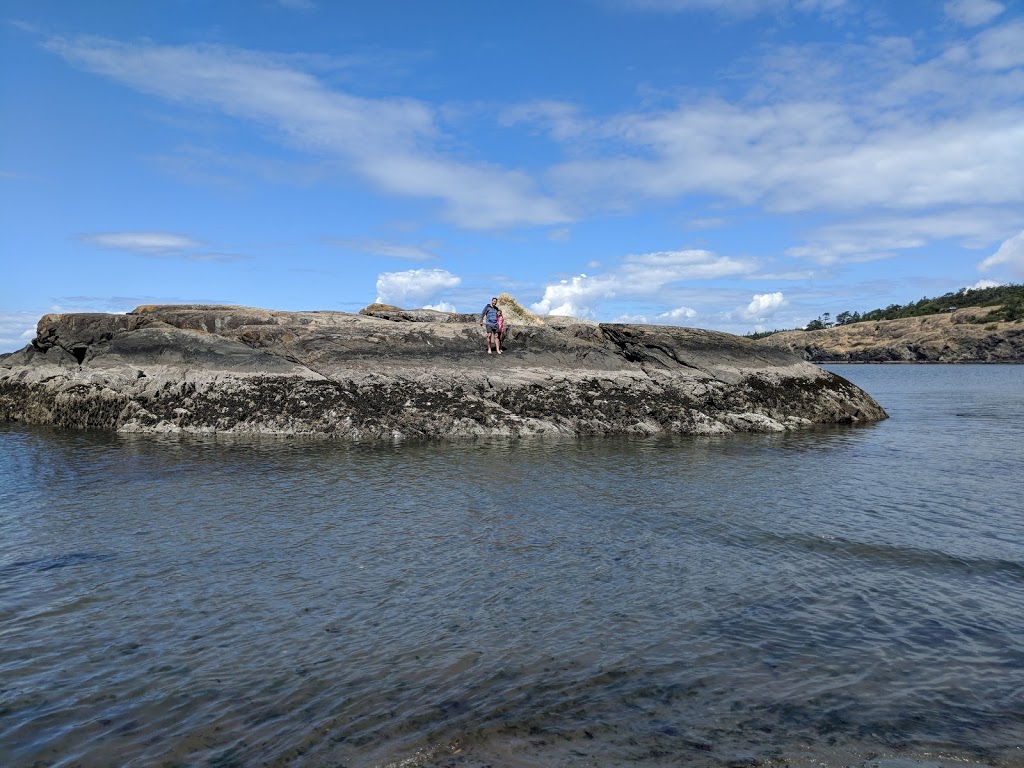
[
  {"left": 0, "top": 304, "right": 887, "bottom": 438},
  {"left": 756, "top": 309, "right": 1024, "bottom": 363}
]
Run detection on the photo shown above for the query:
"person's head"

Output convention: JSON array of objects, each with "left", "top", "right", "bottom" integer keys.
[{"left": 491, "top": 297, "right": 498, "bottom": 304}]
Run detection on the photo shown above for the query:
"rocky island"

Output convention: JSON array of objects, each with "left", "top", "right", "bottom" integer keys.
[{"left": 0, "top": 299, "right": 887, "bottom": 439}]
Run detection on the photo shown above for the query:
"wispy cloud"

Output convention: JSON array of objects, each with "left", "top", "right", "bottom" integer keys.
[
  {"left": 944, "top": 0, "right": 1005, "bottom": 27},
  {"left": 787, "top": 208, "right": 1023, "bottom": 265},
  {"left": 46, "top": 36, "right": 568, "bottom": 230},
  {"left": 78, "top": 231, "right": 247, "bottom": 262},
  {"left": 329, "top": 238, "right": 439, "bottom": 261},
  {"left": 528, "top": 21, "right": 1024, "bottom": 262},
  {"left": 609, "top": 0, "right": 848, "bottom": 18}
]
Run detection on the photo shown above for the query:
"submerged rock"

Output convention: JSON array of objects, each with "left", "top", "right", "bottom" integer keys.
[{"left": 0, "top": 304, "right": 887, "bottom": 438}]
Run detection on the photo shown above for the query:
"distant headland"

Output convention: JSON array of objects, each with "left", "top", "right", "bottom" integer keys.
[
  {"left": 752, "top": 284, "right": 1024, "bottom": 363},
  {"left": 0, "top": 296, "right": 887, "bottom": 439}
]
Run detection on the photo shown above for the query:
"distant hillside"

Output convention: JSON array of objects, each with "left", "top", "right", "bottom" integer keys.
[
  {"left": 800, "top": 283, "right": 1024, "bottom": 331},
  {"left": 756, "top": 306, "right": 1024, "bottom": 363}
]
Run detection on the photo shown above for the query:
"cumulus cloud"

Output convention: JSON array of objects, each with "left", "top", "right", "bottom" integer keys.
[
  {"left": 79, "top": 231, "right": 246, "bottom": 262},
  {"left": 532, "top": 249, "right": 757, "bottom": 317},
  {"left": 944, "top": 0, "right": 1004, "bottom": 27},
  {"left": 969, "top": 279, "right": 1004, "bottom": 290},
  {"left": 658, "top": 306, "right": 697, "bottom": 320},
  {"left": 47, "top": 36, "right": 568, "bottom": 230},
  {"left": 738, "top": 292, "right": 787, "bottom": 322},
  {"left": 375, "top": 268, "right": 461, "bottom": 308},
  {"left": 979, "top": 230, "right": 1024, "bottom": 277},
  {"left": 424, "top": 301, "right": 457, "bottom": 312},
  {"left": 612, "top": 313, "right": 651, "bottom": 324}
]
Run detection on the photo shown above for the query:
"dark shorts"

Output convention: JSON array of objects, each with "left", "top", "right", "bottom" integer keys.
[{"left": 486, "top": 323, "right": 499, "bottom": 333}]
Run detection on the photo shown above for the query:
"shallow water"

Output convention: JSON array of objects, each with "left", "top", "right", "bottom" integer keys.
[{"left": 1, "top": 364, "right": 1022, "bottom": 767}]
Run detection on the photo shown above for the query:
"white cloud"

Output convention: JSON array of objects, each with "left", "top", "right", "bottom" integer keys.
[
  {"left": 424, "top": 301, "right": 457, "bottom": 312},
  {"left": 375, "top": 268, "right": 461, "bottom": 308},
  {"left": 79, "top": 232, "right": 247, "bottom": 262},
  {"left": 532, "top": 249, "right": 757, "bottom": 317},
  {"left": 738, "top": 292, "right": 788, "bottom": 322},
  {"left": 531, "top": 274, "right": 602, "bottom": 318},
  {"left": 945, "top": 0, "right": 1004, "bottom": 27},
  {"left": 979, "top": 230, "right": 1024, "bottom": 277},
  {"left": 658, "top": 306, "right": 697, "bottom": 320},
  {"left": 969, "top": 279, "right": 1004, "bottom": 290},
  {"left": 47, "top": 37, "right": 568, "bottom": 230},
  {"left": 0, "top": 311, "right": 38, "bottom": 354},
  {"left": 612, "top": 313, "right": 651, "bottom": 324}
]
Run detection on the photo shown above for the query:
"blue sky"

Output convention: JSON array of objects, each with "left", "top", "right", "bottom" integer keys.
[{"left": 2, "top": 0, "right": 1023, "bottom": 352}]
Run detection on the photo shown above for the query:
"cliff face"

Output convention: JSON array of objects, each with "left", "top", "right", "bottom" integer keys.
[
  {"left": 0, "top": 305, "right": 886, "bottom": 439},
  {"left": 756, "top": 309, "right": 1024, "bottom": 363}
]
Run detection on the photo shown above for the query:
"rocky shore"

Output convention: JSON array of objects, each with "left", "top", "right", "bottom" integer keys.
[
  {"left": 0, "top": 303, "right": 887, "bottom": 439},
  {"left": 756, "top": 308, "right": 1024, "bottom": 363}
]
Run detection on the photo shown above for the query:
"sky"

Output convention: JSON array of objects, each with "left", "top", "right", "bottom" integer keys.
[{"left": 2, "top": 0, "right": 1023, "bottom": 352}]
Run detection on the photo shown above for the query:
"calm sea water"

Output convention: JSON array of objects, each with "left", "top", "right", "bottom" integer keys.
[{"left": 1, "top": 365, "right": 1022, "bottom": 768}]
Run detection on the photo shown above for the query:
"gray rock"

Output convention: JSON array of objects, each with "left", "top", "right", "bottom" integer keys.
[{"left": 0, "top": 304, "right": 887, "bottom": 439}]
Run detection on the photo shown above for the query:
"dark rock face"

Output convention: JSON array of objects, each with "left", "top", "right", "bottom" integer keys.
[{"left": 0, "top": 305, "right": 887, "bottom": 439}]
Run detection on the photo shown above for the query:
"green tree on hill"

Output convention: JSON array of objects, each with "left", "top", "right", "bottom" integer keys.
[{"left": 812, "top": 284, "right": 1024, "bottom": 330}]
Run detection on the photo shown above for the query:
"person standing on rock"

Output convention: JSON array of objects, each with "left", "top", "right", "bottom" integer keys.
[{"left": 480, "top": 296, "right": 502, "bottom": 355}]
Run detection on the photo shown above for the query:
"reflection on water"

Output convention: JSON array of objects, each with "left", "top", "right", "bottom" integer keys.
[{"left": 1, "top": 365, "right": 1023, "bottom": 767}]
